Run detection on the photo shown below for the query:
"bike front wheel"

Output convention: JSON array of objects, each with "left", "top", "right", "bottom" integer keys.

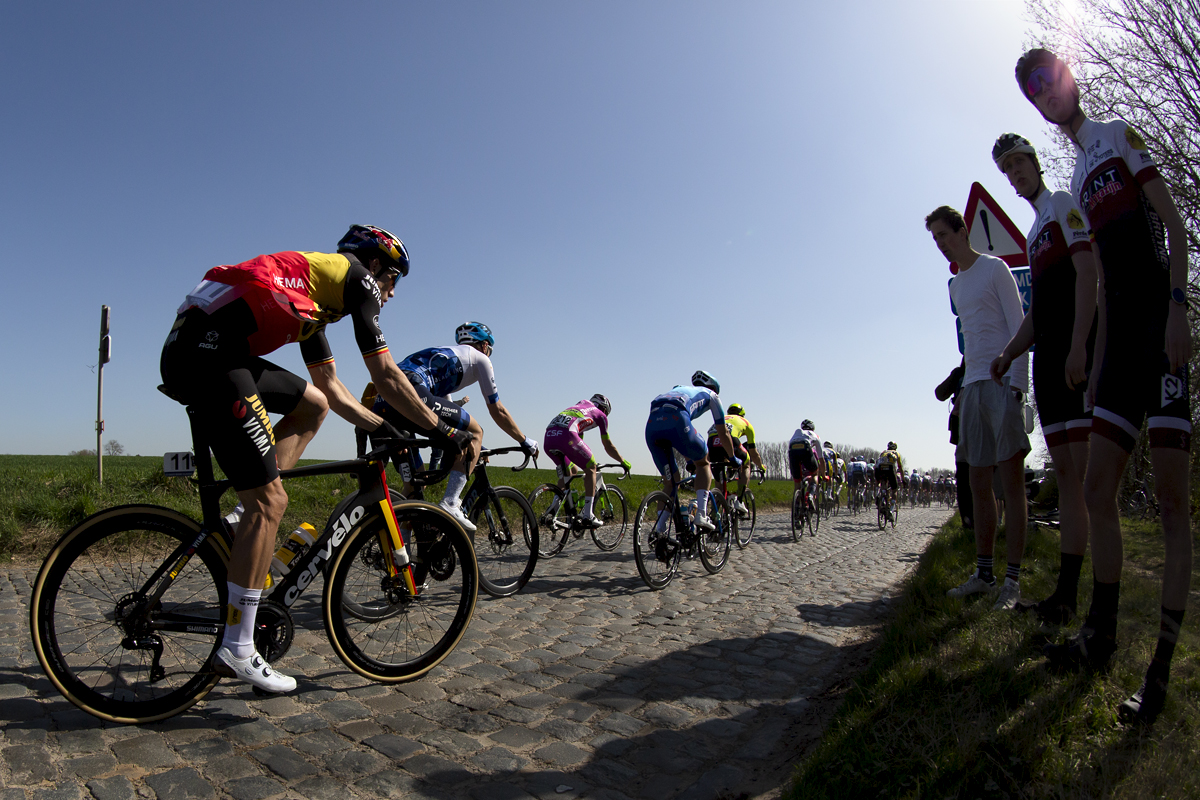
[
  {"left": 30, "top": 505, "right": 228, "bottom": 724},
  {"left": 591, "top": 485, "right": 629, "bottom": 551},
  {"left": 467, "top": 487, "right": 539, "bottom": 596},
  {"left": 527, "top": 484, "right": 570, "bottom": 557},
  {"left": 633, "top": 491, "right": 680, "bottom": 589},
  {"left": 735, "top": 490, "right": 755, "bottom": 548},
  {"left": 325, "top": 502, "right": 478, "bottom": 682},
  {"left": 791, "top": 489, "right": 803, "bottom": 542},
  {"left": 699, "top": 494, "right": 732, "bottom": 574}
]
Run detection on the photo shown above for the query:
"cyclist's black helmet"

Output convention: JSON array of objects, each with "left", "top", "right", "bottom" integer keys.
[
  {"left": 589, "top": 393, "right": 611, "bottom": 415},
  {"left": 992, "top": 133, "right": 1039, "bottom": 173},
  {"left": 801, "top": 419, "right": 815, "bottom": 431},
  {"left": 337, "top": 224, "right": 409, "bottom": 278}
]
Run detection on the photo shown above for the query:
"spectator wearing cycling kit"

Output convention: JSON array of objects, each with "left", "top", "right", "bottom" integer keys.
[
  {"left": 160, "top": 224, "right": 465, "bottom": 694},
  {"left": 787, "top": 421, "right": 826, "bottom": 498},
  {"left": 645, "top": 371, "right": 737, "bottom": 532},
  {"left": 544, "top": 394, "right": 632, "bottom": 527},
  {"left": 706, "top": 403, "right": 766, "bottom": 514},
  {"left": 1018, "top": 49, "right": 1192, "bottom": 722},
  {"left": 987, "top": 132, "right": 1099, "bottom": 628},
  {"left": 928, "top": 204, "right": 1031, "bottom": 612},
  {"left": 369, "top": 322, "right": 540, "bottom": 532}
]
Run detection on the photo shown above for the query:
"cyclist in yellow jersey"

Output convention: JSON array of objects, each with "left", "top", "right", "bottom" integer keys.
[
  {"left": 706, "top": 403, "right": 766, "bottom": 513},
  {"left": 875, "top": 443, "right": 905, "bottom": 508}
]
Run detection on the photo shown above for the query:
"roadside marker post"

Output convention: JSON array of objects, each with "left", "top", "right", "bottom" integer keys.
[{"left": 97, "top": 305, "right": 111, "bottom": 483}]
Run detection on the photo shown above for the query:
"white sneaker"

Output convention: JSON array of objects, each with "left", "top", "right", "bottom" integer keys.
[
  {"left": 993, "top": 578, "right": 1021, "bottom": 611},
  {"left": 694, "top": 514, "right": 715, "bottom": 531},
  {"left": 214, "top": 647, "right": 297, "bottom": 693},
  {"left": 947, "top": 570, "right": 996, "bottom": 598},
  {"left": 439, "top": 500, "right": 476, "bottom": 532}
]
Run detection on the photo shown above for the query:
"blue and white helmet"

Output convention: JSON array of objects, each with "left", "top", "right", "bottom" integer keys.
[{"left": 455, "top": 321, "right": 494, "bottom": 347}]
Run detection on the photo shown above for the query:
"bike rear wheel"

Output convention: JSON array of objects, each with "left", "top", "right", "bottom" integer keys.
[
  {"left": 590, "top": 485, "right": 629, "bottom": 551},
  {"left": 527, "top": 484, "right": 570, "bottom": 557},
  {"left": 30, "top": 505, "right": 228, "bottom": 724},
  {"left": 633, "top": 491, "right": 680, "bottom": 589},
  {"left": 324, "top": 502, "right": 477, "bottom": 682},
  {"left": 467, "top": 486, "right": 539, "bottom": 596},
  {"left": 735, "top": 490, "right": 755, "bottom": 548},
  {"left": 791, "top": 488, "right": 803, "bottom": 542},
  {"left": 699, "top": 494, "right": 732, "bottom": 574}
]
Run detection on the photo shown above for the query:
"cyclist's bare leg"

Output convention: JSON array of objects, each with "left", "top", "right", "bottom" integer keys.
[
  {"left": 737, "top": 460, "right": 749, "bottom": 496},
  {"left": 272, "top": 383, "right": 329, "bottom": 470},
  {"left": 1151, "top": 447, "right": 1192, "bottom": 610},
  {"left": 228, "top": 479, "right": 288, "bottom": 590},
  {"left": 693, "top": 456, "right": 712, "bottom": 492},
  {"left": 452, "top": 416, "right": 485, "bottom": 476},
  {"left": 583, "top": 464, "right": 598, "bottom": 497},
  {"left": 1084, "top": 436, "right": 1128, "bottom": 584}
]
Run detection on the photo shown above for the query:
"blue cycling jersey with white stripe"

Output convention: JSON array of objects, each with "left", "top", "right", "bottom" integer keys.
[
  {"left": 397, "top": 344, "right": 500, "bottom": 403},
  {"left": 649, "top": 385, "right": 724, "bottom": 422}
]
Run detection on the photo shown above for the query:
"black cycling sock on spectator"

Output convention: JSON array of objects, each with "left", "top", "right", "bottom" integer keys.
[
  {"left": 1087, "top": 579, "right": 1120, "bottom": 636},
  {"left": 1153, "top": 607, "right": 1185, "bottom": 669},
  {"left": 1056, "top": 553, "right": 1084, "bottom": 601},
  {"left": 1006, "top": 563, "right": 1020, "bottom": 583},
  {"left": 977, "top": 556, "right": 994, "bottom": 584}
]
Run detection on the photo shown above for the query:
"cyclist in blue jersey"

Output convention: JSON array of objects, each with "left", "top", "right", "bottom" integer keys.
[
  {"left": 645, "top": 371, "right": 737, "bottom": 532},
  {"left": 369, "top": 321, "right": 540, "bottom": 531}
]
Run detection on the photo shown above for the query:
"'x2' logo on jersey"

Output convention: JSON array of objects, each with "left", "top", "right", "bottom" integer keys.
[{"left": 1162, "top": 374, "right": 1184, "bottom": 407}]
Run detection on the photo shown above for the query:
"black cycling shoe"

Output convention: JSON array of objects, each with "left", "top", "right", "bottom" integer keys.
[
  {"left": 1118, "top": 664, "right": 1168, "bottom": 724},
  {"left": 1043, "top": 622, "right": 1116, "bottom": 672},
  {"left": 1017, "top": 594, "right": 1076, "bottom": 626}
]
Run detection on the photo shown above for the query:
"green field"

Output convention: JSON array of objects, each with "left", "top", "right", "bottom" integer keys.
[{"left": 0, "top": 454, "right": 798, "bottom": 562}]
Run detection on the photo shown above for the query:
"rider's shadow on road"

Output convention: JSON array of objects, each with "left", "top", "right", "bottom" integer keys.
[{"left": 414, "top": 629, "right": 878, "bottom": 800}]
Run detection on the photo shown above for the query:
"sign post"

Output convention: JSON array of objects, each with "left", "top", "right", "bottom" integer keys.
[{"left": 97, "top": 306, "right": 111, "bottom": 484}]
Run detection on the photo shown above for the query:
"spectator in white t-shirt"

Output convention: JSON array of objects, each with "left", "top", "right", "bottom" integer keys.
[{"left": 928, "top": 205, "right": 1030, "bottom": 611}]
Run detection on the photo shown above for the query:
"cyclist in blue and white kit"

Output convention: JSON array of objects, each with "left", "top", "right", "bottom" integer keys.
[
  {"left": 371, "top": 321, "right": 539, "bottom": 531},
  {"left": 645, "top": 371, "right": 737, "bottom": 532}
]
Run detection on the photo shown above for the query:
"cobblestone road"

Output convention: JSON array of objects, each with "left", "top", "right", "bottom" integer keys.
[{"left": 1, "top": 505, "right": 951, "bottom": 800}]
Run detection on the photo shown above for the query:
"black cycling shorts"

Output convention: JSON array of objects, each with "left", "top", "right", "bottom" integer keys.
[
  {"left": 875, "top": 466, "right": 899, "bottom": 492},
  {"left": 160, "top": 307, "right": 306, "bottom": 491},
  {"left": 1092, "top": 336, "right": 1191, "bottom": 452},
  {"left": 1033, "top": 347, "right": 1092, "bottom": 450},
  {"left": 788, "top": 448, "right": 818, "bottom": 481},
  {"left": 706, "top": 436, "right": 746, "bottom": 464}
]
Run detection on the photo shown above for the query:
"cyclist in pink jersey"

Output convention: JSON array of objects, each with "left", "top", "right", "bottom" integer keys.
[{"left": 543, "top": 394, "right": 632, "bottom": 527}]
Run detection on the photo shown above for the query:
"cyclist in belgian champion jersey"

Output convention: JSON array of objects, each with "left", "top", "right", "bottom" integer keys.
[
  {"left": 1017, "top": 49, "right": 1192, "bottom": 722},
  {"left": 160, "top": 225, "right": 470, "bottom": 693},
  {"left": 543, "top": 394, "right": 632, "bottom": 527},
  {"left": 367, "top": 322, "right": 540, "bottom": 532},
  {"left": 987, "top": 132, "right": 1098, "bottom": 627},
  {"left": 706, "top": 403, "right": 766, "bottom": 514},
  {"left": 645, "top": 371, "right": 737, "bottom": 532}
]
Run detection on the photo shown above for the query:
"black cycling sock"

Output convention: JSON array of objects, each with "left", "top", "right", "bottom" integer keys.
[
  {"left": 1006, "top": 563, "right": 1021, "bottom": 583},
  {"left": 1152, "top": 606, "right": 1185, "bottom": 669},
  {"left": 977, "top": 556, "right": 994, "bottom": 584},
  {"left": 1087, "top": 579, "right": 1120, "bottom": 636},
  {"left": 1056, "top": 553, "right": 1084, "bottom": 602}
]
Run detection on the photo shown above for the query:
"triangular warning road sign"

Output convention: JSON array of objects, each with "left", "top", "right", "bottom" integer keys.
[{"left": 949, "top": 182, "right": 1028, "bottom": 274}]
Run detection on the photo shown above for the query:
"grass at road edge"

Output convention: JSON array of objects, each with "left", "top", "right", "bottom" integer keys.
[{"left": 784, "top": 513, "right": 1199, "bottom": 799}]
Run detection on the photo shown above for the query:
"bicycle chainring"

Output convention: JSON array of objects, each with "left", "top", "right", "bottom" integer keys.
[
  {"left": 253, "top": 599, "right": 295, "bottom": 663},
  {"left": 427, "top": 535, "right": 457, "bottom": 581}
]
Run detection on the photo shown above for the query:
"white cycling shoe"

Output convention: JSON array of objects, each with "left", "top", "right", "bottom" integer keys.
[
  {"left": 733, "top": 499, "right": 749, "bottom": 514},
  {"left": 214, "top": 647, "right": 297, "bottom": 693},
  {"left": 439, "top": 499, "right": 477, "bottom": 532},
  {"left": 694, "top": 514, "right": 716, "bottom": 531}
]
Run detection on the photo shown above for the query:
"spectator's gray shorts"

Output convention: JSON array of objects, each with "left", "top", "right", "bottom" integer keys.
[{"left": 957, "top": 380, "right": 1030, "bottom": 467}]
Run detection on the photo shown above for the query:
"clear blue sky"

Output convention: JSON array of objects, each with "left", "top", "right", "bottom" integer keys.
[{"left": 0, "top": 1, "right": 1058, "bottom": 474}]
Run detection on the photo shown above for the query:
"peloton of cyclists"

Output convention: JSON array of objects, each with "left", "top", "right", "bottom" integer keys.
[
  {"left": 543, "top": 394, "right": 633, "bottom": 527},
  {"left": 160, "top": 224, "right": 471, "bottom": 693},
  {"left": 707, "top": 403, "right": 767, "bottom": 514},
  {"left": 644, "top": 372, "right": 737, "bottom": 533},
  {"left": 366, "top": 322, "right": 540, "bottom": 532}
]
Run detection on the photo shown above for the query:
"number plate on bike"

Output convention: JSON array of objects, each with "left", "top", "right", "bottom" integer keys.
[{"left": 163, "top": 451, "right": 195, "bottom": 477}]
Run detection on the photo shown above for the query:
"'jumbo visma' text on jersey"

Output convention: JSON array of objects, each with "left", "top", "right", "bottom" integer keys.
[
  {"left": 1028, "top": 189, "right": 1094, "bottom": 351},
  {"left": 398, "top": 345, "right": 500, "bottom": 403},
  {"left": 651, "top": 386, "right": 724, "bottom": 422},
  {"left": 548, "top": 400, "right": 609, "bottom": 437},
  {"left": 706, "top": 414, "right": 755, "bottom": 444},
  {"left": 876, "top": 449, "right": 903, "bottom": 472},
  {"left": 177, "top": 251, "right": 387, "bottom": 365},
  {"left": 1070, "top": 119, "right": 1168, "bottom": 336}
]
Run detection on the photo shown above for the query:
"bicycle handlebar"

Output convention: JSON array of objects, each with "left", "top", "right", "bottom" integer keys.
[
  {"left": 478, "top": 445, "right": 535, "bottom": 472},
  {"left": 596, "top": 463, "right": 629, "bottom": 480}
]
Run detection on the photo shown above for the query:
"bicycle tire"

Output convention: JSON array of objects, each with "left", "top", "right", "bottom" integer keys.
[
  {"left": 811, "top": 493, "right": 820, "bottom": 536},
  {"left": 527, "top": 484, "right": 570, "bottom": 557},
  {"left": 467, "top": 486, "right": 539, "bottom": 596},
  {"left": 791, "top": 489, "right": 803, "bottom": 542},
  {"left": 324, "top": 502, "right": 477, "bottom": 682},
  {"left": 633, "top": 491, "right": 680, "bottom": 589},
  {"left": 30, "top": 505, "right": 229, "bottom": 724},
  {"left": 735, "top": 490, "right": 755, "bottom": 548},
  {"left": 590, "top": 485, "right": 628, "bottom": 551},
  {"left": 698, "top": 493, "right": 731, "bottom": 574},
  {"left": 877, "top": 500, "right": 886, "bottom": 530}
]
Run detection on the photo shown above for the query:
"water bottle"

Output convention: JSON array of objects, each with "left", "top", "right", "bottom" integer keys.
[{"left": 270, "top": 523, "right": 318, "bottom": 582}]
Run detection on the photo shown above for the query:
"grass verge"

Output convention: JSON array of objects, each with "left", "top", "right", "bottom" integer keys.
[{"left": 784, "top": 513, "right": 1199, "bottom": 799}]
